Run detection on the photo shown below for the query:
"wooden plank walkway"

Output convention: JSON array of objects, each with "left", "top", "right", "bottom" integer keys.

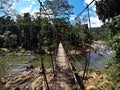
[{"left": 53, "top": 43, "right": 79, "bottom": 90}]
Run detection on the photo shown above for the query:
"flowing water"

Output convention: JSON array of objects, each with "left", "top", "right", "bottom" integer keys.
[
  {"left": 0, "top": 53, "right": 52, "bottom": 76},
  {"left": 0, "top": 42, "right": 115, "bottom": 76},
  {"left": 73, "top": 42, "right": 115, "bottom": 70},
  {"left": 87, "top": 50, "right": 115, "bottom": 69}
]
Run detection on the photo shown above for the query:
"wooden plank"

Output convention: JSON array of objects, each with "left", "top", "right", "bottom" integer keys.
[{"left": 53, "top": 43, "right": 79, "bottom": 90}]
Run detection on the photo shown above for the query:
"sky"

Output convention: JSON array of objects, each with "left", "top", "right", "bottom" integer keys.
[{"left": 9, "top": 0, "right": 103, "bottom": 27}]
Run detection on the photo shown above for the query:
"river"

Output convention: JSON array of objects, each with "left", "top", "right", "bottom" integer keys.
[
  {"left": 73, "top": 41, "right": 115, "bottom": 70},
  {"left": 0, "top": 53, "right": 52, "bottom": 76}
]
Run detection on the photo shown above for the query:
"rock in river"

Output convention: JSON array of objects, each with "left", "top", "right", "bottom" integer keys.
[{"left": 0, "top": 67, "right": 54, "bottom": 90}]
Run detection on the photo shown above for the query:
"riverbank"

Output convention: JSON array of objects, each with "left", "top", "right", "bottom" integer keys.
[
  {"left": 0, "top": 67, "right": 54, "bottom": 90},
  {"left": 0, "top": 49, "right": 53, "bottom": 76},
  {"left": 0, "top": 41, "right": 118, "bottom": 89},
  {"left": 0, "top": 67, "right": 118, "bottom": 90}
]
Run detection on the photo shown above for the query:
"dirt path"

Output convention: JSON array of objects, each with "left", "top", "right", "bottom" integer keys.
[{"left": 53, "top": 43, "right": 79, "bottom": 90}]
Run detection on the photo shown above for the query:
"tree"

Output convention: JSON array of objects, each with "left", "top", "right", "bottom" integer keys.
[
  {"left": 0, "top": 17, "right": 5, "bottom": 34},
  {"left": 95, "top": 0, "right": 120, "bottom": 23},
  {"left": 0, "top": 16, "right": 18, "bottom": 48},
  {"left": 96, "top": 0, "right": 120, "bottom": 86},
  {"left": 2, "top": 31, "right": 17, "bottom": 48},
  {"left": 44, "top": 0, "right": 74, "bottom": 19},
  {"left": 14, "top": 13, "right": 33, "bottom": 49},
  {"left": 92, "top": 27, "right": 110, "bottom": 40},
  {"left": 0, "top": 0, "right": 17, "bottom": 16}
]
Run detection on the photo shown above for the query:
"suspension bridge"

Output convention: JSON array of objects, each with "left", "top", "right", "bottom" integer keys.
[
  {"left": 37, "top": 0, "right": 95, "bottom": 90},
  {"left": 53, "top": 43, "right": 80, "bottom": 90}
]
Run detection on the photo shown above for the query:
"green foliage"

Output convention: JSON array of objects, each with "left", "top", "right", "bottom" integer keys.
[
  {"left": 70, "top": 24, "right": 82, "bottom": 46},
  {"left": 0, "top": 31, "right": 17, "bottom": 48},
  {"left": 68, "top": 23, "right": 93, "bottom": 49},
  {"left": 98, "top": 83, "right": 106, "bottom": 90},
  {"left": 0, "top": 56, "right": 7, "bottom": 75},
  {"left": 92, "top": 27, "right": 110, "bottom": 41},
  {"left": 44, "top": 0, "right": 74, "bottom": 19},
  {"left": 96, "top": 0, "right": 120, "bottom": 87},
  {"left": 96, "top": 0, "right": 120, "bottom": 23},
  {"left": 108, "top": 33, "right": 120, "bottom": 49},
  {"left": 0, "top": 7, "right": 91, "bottom": 53},
  {"left": 103, "top": 16, "right": 120, "bottom": 87},
  {"left": 106, "top": 16, "right": 120, "bottom": 60},
  {"left": 107, "top": 60, "right": 120, "bottom": 83},
  {"left": 0, "top": 0, "right": 17, "bottom": 16},
  {"left": 109, "top": 81, "right": 115, "bottom": 88},
  {"left": 98, "top": 82, "right": 115, "bottom": 90}
]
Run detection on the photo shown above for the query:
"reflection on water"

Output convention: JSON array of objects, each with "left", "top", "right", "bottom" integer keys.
[
  {"left": 87, "top": 43, "right": 115, "bottom": 69},
  {"left": 0, "top": 54, "right": 37, "bottom": 76},
  {"left": 74, "top": 43, "right": 115, "bottom": 70},
  {"left": 0, "top": 54, "right": 52, "bottom": 76},
  {"left": 7, "top": 63, "right": 27, "bottom": 74},
  {"left": 87, "top": 51, "right": 115, "bottom": 69}
]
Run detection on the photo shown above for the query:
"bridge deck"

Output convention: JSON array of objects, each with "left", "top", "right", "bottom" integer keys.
[{"left": 53, "top": 43, "right": 79, "bottom": 90}]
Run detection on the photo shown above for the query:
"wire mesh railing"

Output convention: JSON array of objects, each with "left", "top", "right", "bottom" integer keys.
[{"left": 37, "top": 0, "right": 96, "bottom": 89}]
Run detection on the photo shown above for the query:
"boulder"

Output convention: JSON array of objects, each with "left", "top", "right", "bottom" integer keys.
[
  {"left": 26, "top": 64, "right": 34, "bottom": 70},
  {"left": 97, "top": 50, "right": 105, "bottom": 55},
  {"left": 86, "top": 85, "right": 97, "bottom": 90},
  {"left": 0, "top": 68, "right": 54, "bottom": 90}
]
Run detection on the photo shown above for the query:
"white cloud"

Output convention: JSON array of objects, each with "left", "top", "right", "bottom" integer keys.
[
  {"left": 30, "top": 9, "right": 39, "bottom": 18},
  {"left": 83, "top": 0, "right": 103, "bottom": 27},
  {"left": 84, "top": 0, "right": 93, "bottom": 4},
  {"left": 31, "top": 9, "right": 39, "bottom": 14},
  {"left": 30, "top": 7, "right": 54, "bottom": 19},
  {"left": 32, "top": 1, "right": 36, "bottom": 4},
  {"left": 84, "top": 0, "right": 95, "bottom": 6},
  {"left": 90, "top": 16, "right": 103, "bottom": 27},
  {"left": 93, "top": 6, "right": 96, "bottom": 12},
  {"left": 84, "top": 0, "right": 100, "bottom": 5},
  {"left": 84, "top": 0, "right": 96, "bottom": 13},
  {"left": 70, "top": 15, "right": 76, "bottom": 20},
  {"left": 78, "top": 13, "right": 103, "bottom": 27},
  {"left": 20, "top": 5, "right": 32, "bottom": 14},
  {"left": 40, "top": 8, "right": 54, "bottom": 19}
]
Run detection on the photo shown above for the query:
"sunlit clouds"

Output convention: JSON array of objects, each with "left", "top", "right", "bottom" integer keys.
[{"left": 20, "top": 5, "right": 32, "bottom": 14}]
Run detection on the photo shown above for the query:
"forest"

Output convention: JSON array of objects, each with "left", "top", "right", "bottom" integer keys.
[{"left": 0, "top": 0, "right": 120, "bottom": 90}]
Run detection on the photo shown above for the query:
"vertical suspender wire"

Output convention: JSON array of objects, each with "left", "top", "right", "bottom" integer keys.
[
  {"left": 38, "top": 0, "right": 56, "bottom": 74},
  {"left": 79, "top": 0, "right": 95, "bottom": 82},
  {"left": 82, "top": 18, "right": 85, "bottom": 47},
  {"left": 74, "top": 18, "right": 86, "bottom": 77},
  {"left": 82, "top": 5, "right": 92, "bottom": 82},
  {"left": 45, "top": 0, "right": 57, "bottom": 66},
  {"left": 85, "top": 5, "right": 92, "bottom": 78},
  {"left": 38, "top": 0, "right": 59, "bottom": 89},
  {"left": 38, "top": 1, "right": 49, "bottom": 90},
  {"left": 49, "top": 22, "right": 55, "bottom": 89},
  {"left": 38, "top": 1, "right": 58, "bottom": 89},
  {"left": 50, "top": 27, "right": 55, "bottom": 75}
]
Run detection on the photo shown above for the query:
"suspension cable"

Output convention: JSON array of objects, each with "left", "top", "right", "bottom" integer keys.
[
  {"left": 38, "top": 0, "right": 62, "bottom": 89},
  {"left": 38, "top": 0, "right": 51, "bottom": 20},
  {"left": 76, "top": 0, "right": 96, "bottom": 18},
  {"left": 38, "top": 0, "right": 50, "bottom": 90},
  {"left": 74, "top": 0, "right": 96, "bottom": 82},
  {"left": 38, "top": 0, "right": 95, "bottom": 88}
]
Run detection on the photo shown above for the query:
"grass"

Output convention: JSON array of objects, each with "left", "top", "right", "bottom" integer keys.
[
  {"left": 70, "top": 55, "right": 86, "bottom": 72},
  {"left": 33, "top": 54, "right": 53, "bottom": 68},
  {"left": 42, "top": 54, "right": 53, "bottom": 68},
  {"left": 3, "top": 53, "right": 30, "bottom": 63},
  {"left": 0, "top": 53, "right": 54, "bottom": 75}
]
